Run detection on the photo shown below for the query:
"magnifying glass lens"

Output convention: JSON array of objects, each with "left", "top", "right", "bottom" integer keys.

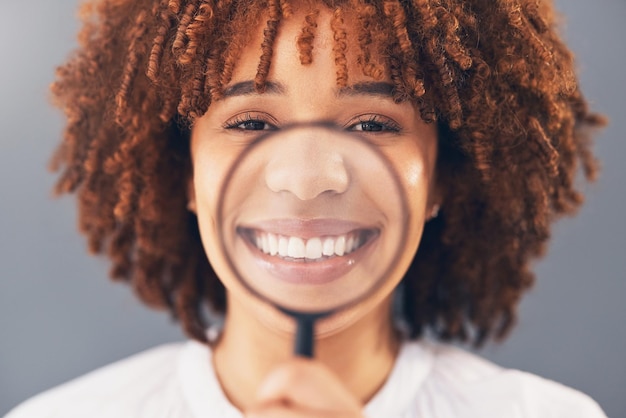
[{"left": 217, "top": 124, "right": 408, "bottom": 355}]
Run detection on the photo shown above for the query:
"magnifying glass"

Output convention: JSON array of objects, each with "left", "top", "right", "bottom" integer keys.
[{"left": 216, "top": 123, "right": 409, "bottom": 358}]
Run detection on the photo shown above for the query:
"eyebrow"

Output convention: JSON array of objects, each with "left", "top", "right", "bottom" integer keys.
[
  {"left": 221, "top": 80, "right": 395, "bottom": 99},
  {"left": 337, "top": 82, "right": 395, "bottom": 98},
  {"left": 222, "top": 81, "right": 285, "bottom": 98}
]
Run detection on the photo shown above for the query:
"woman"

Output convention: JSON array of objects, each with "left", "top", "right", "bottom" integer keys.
[{"left": 7, "top": 0, "right": 606, "bottom": 416}]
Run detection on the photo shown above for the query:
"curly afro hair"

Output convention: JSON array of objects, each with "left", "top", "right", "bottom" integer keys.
[{"left": 50, "top": 0, "right": 605, "bottom": 346}]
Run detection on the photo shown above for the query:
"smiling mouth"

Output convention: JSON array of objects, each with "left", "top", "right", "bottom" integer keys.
[{"left": 237, "top": 227, "right": 379, "bottom": 262}]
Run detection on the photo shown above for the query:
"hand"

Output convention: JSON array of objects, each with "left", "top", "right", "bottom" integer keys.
[{"left": 245, "top": 357, "right": 366, "bottom": 418}]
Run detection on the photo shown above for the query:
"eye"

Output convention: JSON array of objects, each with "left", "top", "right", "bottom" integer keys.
[
  {"left": 347, "top": 115, "right": 401, "bottom": 133},
  {"left": 223, "top": 112, "right": 277, "bottom": 131}
]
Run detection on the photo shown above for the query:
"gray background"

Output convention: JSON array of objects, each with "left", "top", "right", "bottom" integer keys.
[{"left": 0, "top": 0, "right": 624, "bottom": 416}]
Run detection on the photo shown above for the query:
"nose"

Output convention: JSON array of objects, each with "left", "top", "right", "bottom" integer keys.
[{"left": 264, "top": 131, "right": 350, "bottom": 200}]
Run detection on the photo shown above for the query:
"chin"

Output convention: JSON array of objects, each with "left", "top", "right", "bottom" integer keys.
[{"left": 234, "top": 281, "right": 392, "bottom": 343}]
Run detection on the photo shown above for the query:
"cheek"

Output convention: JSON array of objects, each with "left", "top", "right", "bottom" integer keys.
[
  {"left": 192, "top": 154, "right": 243, "bottom": 292},
  {"left": 191, "top": 141, "right": 240, "bottom": 216},
  {"left": 395, "top": 151, "right": 433, "bottom": 222},
  {"left": 192, "top": 162, "right": 221, "bottom": 264},
  {"left": 193, "top": 161, "right": 221, "bottom": 215},
  {"left": 191, "top": 140, "right": 260, "bottom": 289},
  {"left": 404, "top": 159, "right": 426, "bottom": 189},
  {"left": 190, "top": 145, "right": 233, "bottom": 260}
]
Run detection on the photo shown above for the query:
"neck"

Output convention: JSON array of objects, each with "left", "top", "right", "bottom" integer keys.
[{"left": 212, "top": 294, "right": 400, "bottom": 411}]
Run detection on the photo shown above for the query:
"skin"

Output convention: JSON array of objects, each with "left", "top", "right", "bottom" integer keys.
[{"left": 188, "top": 5, "right": 440, "bottom": 417}]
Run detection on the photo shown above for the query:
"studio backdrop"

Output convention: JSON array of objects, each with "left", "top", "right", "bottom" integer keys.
[{"left": 0, "top": 0, "right": 624, "bottom": 416}]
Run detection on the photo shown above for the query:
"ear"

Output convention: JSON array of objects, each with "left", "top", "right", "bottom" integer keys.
[{"left": 187, "top": 175, "right": 197, "bottom": 213}]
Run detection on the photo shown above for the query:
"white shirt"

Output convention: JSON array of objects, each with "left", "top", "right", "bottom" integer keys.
[{"left": 5, "top": 339, "right": 606, "bottom": 418}]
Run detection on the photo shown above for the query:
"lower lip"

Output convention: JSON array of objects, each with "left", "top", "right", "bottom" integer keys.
[{"left": 238, "top": 232, "right": 379, "bottom": 285}]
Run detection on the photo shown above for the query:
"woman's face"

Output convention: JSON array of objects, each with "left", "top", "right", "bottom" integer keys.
[{"left": 189, "top": 7, "right": 440, "bottom": 334}]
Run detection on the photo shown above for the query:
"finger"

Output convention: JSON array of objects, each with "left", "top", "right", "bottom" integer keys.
[{"left": 256, "top": 358, "right": 362, "bottom": 412}]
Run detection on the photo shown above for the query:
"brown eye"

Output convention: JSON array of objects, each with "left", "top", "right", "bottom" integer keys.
[
  {"left": 347, "top": 115, "right": 401, "bottom": 133},
  {"left": 223, "top": 112, "right": 277, "bottom": 131},
  {"left": 238, "top": 120, "right": 270, "bottom": 130},
  {"left": 354, "top": 121, "right": 384, "bottom": 132}
]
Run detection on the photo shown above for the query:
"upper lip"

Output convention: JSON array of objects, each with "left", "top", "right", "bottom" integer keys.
[{"left": 236, "top": 218, "right": 378, "bottom": 239}]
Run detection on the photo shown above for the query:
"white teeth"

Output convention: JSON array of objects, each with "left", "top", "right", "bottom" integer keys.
[
  {"left": 278, "top": 236, "right": 289, "bottom": 257},
  {"left": 251, "top": 231, "right": 366, "bottom": 260},
  {"left": 305, "top": 238, "right": 322, "bottom": 259},
  {"left": 322, "top": 238, "right": 335, "bottom": 256},
  {"left": 346, "top": 235, "right": 355, "bottom": 253},
  {"left": 334, "top": 236, "right": 346, "bottom": 256},
  {"left": 261, "top": 234, "right": 269, "bottom": 254},
  {"left": 287, "top": 237, "right": 306, "bottom": 258},
  {"left": 268, "top": 233, "right": 278, "bottom": 256}
]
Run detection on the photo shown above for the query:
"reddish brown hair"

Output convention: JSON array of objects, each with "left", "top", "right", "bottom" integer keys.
[{"left": 50, "top": 0, "right": 604, "bottom": 346}]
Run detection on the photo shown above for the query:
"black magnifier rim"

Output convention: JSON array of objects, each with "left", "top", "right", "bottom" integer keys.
[{"left": 216, "top": 121, "right": 410, "bottom": 316}]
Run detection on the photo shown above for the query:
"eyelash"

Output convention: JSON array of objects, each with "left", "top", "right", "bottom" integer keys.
[
  {"left": 222, "top": 112, "right": 277, "bottom": 131},
  {"left": 349, "top": 114, "right": 401, "bottom": 133},
  {"left": 223, "top": 113, "right": 401, "bottom": 133}
]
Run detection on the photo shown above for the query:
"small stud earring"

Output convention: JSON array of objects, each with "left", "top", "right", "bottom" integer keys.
[{"left": 429, "top": 204, "right": 440, "bottom": 220}]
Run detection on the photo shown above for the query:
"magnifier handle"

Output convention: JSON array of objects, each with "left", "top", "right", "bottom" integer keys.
[{"left": 294, "top": 315, "right": 315, "bottom": 358}]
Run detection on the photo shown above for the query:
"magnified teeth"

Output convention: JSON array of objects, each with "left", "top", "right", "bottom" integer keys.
[
  {"left": 305, "top": 238, "right": 323, "bottom": 259},
  {"left": 346, "top": 235, "right": 355, "bottom": 253},
  {"left": 262, "top": 234, "right": 269, "bottom": 254},
  {"left": 287, "top": 237, "right": 306, "bottom": 258},
  {"left": 268, "top": 233, "right": 278, "bottom": 256},
  {"left": 334, "top": 236, "right": 346, "bottom": 256},
  {"left": 322, "top": 238, "right": 334, "bottom": 256},
  {"left": 248, "top": 229, "right": 372, "bottom": 260},
  {"left": 278, "top": 236, "right": 289, "bottom": 257}
]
